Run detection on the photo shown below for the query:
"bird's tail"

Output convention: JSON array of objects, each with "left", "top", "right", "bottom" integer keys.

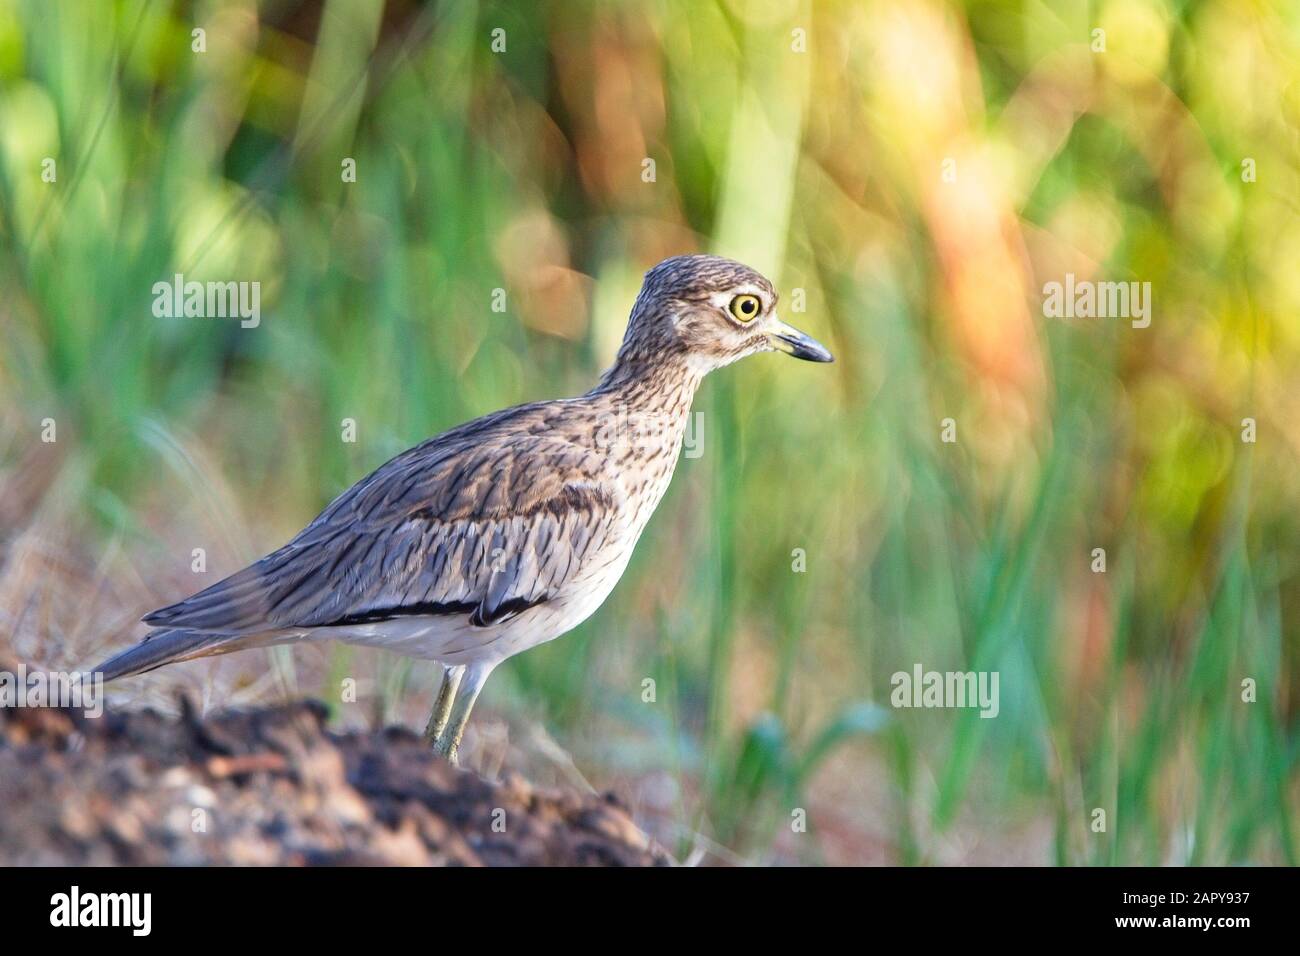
[{"left": 92, "top": 628, "right": 246, "bottom": 682}]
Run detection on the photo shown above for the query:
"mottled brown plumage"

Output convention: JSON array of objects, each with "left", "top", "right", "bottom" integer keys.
[{"left": 95, "top": 254, "right": 833, "bottom": 762}]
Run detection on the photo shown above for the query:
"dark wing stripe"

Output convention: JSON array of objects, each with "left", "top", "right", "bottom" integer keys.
[
  {"left": 326, "top": 599, "right": 480, "bottom": 627},
  {"left": 469, "top": 594, "right": 545, "bottom": 628}
]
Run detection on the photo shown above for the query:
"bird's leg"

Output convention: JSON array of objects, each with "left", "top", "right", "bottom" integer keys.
[
  {"left": 432, "top": 662, "right": 494, "bottom": 766},
  {"left": 423, "top": 665, "right": 464, "bottom": 745}
]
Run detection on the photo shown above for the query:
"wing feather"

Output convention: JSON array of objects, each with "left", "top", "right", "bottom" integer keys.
[{"left": 144, "top": 406, "right": 622, "bottom": 633}]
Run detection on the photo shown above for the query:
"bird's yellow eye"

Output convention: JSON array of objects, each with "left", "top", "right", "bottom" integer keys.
[{"left": 729, "top": 294, "right": 762, "bottom": 322}]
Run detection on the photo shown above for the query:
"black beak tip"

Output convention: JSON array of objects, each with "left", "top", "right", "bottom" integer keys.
[{"left": 780, "top": 334, "right": 834, "bottom": 363}]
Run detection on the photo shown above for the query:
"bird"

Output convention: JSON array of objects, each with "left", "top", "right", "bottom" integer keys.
[{"left": 93, "top": 254, "right": 833, "bottom": 764}]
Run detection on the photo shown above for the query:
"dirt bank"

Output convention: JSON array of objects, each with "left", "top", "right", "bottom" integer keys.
[{"left": 0, "top": 691, "right": 670, "bottom": 866}]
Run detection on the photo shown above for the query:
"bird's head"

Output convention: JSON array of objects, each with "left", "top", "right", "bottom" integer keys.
[{"left": 613, "top": 254, "right": 833, "bottom": 377}]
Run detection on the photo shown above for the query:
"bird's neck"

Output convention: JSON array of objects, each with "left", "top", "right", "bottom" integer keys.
[
  {"left": 590, "top": 354, "right": 705, "bottom": 419},
  {"left": 585, "top": 356, "right": 703, "bottom": 502}
]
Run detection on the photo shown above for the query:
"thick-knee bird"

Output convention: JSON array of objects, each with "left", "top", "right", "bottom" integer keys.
[{"left": 95, "top": 255, "right": 833, "bottom": 763}]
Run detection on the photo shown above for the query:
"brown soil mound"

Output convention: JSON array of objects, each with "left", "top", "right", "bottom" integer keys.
[{"left": 0, "top": 694, "right": 669, "bottom": 866}]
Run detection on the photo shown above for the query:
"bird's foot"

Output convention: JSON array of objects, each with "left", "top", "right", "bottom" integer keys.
[
  {"left": 425, "top": 661, "right": 489, "bottom": 769},
  {"left": 431, "top": 735, "right": 459, "bottom": 766}
]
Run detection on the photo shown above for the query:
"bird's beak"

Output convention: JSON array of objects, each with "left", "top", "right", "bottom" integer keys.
[{"left": 767, "top": 318, "right": 834, "bottom": 363}]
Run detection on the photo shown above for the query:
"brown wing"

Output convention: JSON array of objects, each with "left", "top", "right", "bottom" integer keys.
[{"left": 143, "top": 403, "right": 622, "bottom": 633}]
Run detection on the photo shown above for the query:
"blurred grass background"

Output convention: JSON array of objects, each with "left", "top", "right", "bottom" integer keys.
[{"left": 0, "top": 0, "right": 1297, "bottom": 864}]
